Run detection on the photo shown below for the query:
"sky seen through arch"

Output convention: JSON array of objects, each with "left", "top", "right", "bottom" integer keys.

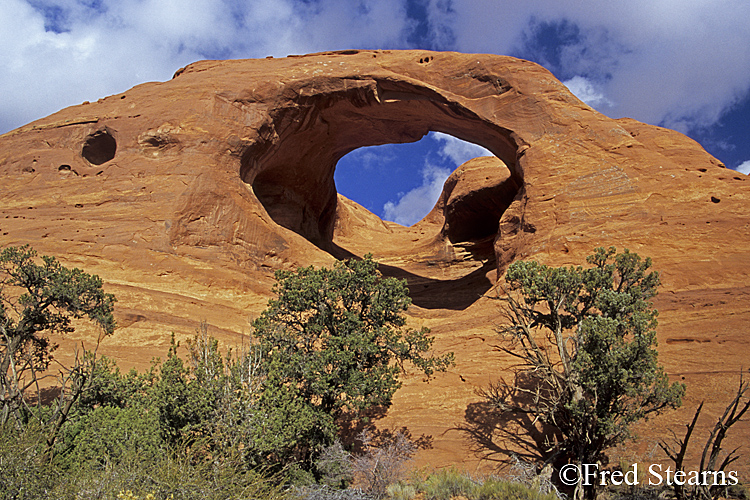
[{"left": 334, "top": 132, "right": 492, "bottom": 227}]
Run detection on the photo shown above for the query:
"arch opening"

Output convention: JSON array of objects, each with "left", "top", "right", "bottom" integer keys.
[
  {"left": 243, "top": 78, "right": 522, "bottom": 252},
  {"left": 334, "top": 132, "right": 493, "bottom": 227}
]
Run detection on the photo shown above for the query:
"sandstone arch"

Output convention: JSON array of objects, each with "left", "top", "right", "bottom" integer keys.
[
  {"left": 1, "top": 50, "right": 748, "bottom": 476},
  {"left": 163, "top": 51, "right": 578, "bottom": 270},
  {"left": 240, "top": 77, "right": 521, "bottom": 250},
  {"left": 1, "top": 49, "right": 733, "bottom": 280}
]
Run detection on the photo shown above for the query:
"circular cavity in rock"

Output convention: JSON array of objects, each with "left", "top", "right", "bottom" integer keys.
[{"left": 82, "top": 129, "right": 117, "bottom": 165}]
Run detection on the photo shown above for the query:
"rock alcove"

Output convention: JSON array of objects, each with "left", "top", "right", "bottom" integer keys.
[{"left": 82, "top": 128, "right": 117, "bottom": 165}]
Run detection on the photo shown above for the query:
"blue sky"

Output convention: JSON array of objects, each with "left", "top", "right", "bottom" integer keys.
[{"left": 2, "top": 0, "right": 749, "bottom": 225}]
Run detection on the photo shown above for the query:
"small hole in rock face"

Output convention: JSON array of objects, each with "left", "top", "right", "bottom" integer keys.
[
  {"left": 82, "top": 129, "right": 117, "bottom": 165},
  {"left": 711, "top": 196, "right": 721, "bottom": 203},
  {"left": 59, "top": 165, "right": 71, "bottom": 171},
  {"left": 698, "top": 168, "right": 707, "bottom": 172}
]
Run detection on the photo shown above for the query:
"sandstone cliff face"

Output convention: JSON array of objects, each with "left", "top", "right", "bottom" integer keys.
[{"left": 1, "top": 50, "right": 748, "bottom": 472}]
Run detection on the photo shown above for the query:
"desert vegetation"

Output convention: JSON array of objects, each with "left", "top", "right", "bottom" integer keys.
[
  {"left": 0, "top": 246, "right": 746, "bottom": 499},
  {"left": 485, "top": 247, "right": 686, "bottom": 499}
]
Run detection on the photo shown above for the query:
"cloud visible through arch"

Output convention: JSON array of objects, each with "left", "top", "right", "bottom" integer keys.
[
  {"left": 383, "top": 162, "right": 451, "bottom": 226},
  {"left": 381, "top": 133, "right": 491, "bottom": 226}
]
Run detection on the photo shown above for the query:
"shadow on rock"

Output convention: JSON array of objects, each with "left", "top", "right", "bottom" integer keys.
[
  {"left": 377, "top": 261, "right": 496, "bottom": 311},
  {"left": 328, "top": 243, "right": 495, "bottom": 310},
  {"left": 338, "top": 405, "right": 433, "bottom": 454},
  {"left": 453, "top": 375, "right": 562, "bottom": 467}
]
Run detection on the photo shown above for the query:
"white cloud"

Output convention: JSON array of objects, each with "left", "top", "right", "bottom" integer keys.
[
  {"left": 378, "top": 133, "right": 489, "bottom": 225},
  {"left": 0, "top": 0, "right": 414, "bottom": 134},
  {"left": 424, "top": 0, "right": 750, "bottom": 132},
  {"left": 736, "top": 161, "right": 750, "bottom": 176},
  {"left": 2, "top": 0, "right": 750, "bottom": 160},
  {"left": 431, "top": 132, "right": 492, "bottom": 166},
  {"left": 383, "top": 163, "right": 451, "bottom": 226},
  {"left": 562, "top": 76, "right": 613, "bottom": 109},
  {"left": 345, "top": 148, "right": 397, "bottom": 171}
]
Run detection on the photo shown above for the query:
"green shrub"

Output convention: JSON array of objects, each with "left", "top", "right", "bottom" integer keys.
[
  {"left": 76, "top": 354, "right": 157, "bottom": 412},
  {"left": 409, "top": 470, "right": 561, "bottom": 500},
  {"left": 0, "top": 422, "right": 58, "bottom": 500},
  {"left": 55, "top": 405, "right": 164, "bottom": 471},
  {"left": 422, "top": 468, "right": 479, "bottom": 500},
  {"left": 252, "top": 255, "right": 453, "bottom": 469},
  {"left": 0, "top": 423, "right": 283, "bottom": 500},
  {"left": 316, "top": 441, "right": 354, "bottom": 488},
  {"left": 3, "top": 251, "right": 457, "bottom": 498},
  {"left": 473, "top": 477, "right": 559, "bottom": 500},
  {"left": 386, "top": 482, "right": 417, "bottom": 500}
]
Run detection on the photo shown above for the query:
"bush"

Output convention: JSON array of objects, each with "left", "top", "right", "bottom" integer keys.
[
  {"left": 1, "top": 420, "right": 284, "bottom": 500},
  {"left": 56, "top": 405, "right": 163, "bottom": 471},
  {"left": 351, "top": 430, "right": 416, "bottom": 499},
  {"left": 473, "top": 477, "right": 559, "bottom": 500},
  {"left": 491, "top": 248, "right": 684, "bottom": 498},
  {"left": 0, "top": 244, "right": 116, "bottom": 459},
  {"left": 410, "top": 469, "right": 560, "bottom": 500},
  {"left": 1, "top": 252, "right": 454, "bottom": 498},
  {"left": 42, "top": 324, "right": 280, "bottom": 499},
  {"left": 421, "top": 468, "right": 479, "bottom": 500},
  {"left": 252, "top": 255, "right": 453, "bottom": 469},
  {"left": 316, "top": 441, "right": 354, "bottom": 488},
  {"left": 386, "top": 482, "right": 417, "bottom": 500},
  {"left": 0, "top": 422, "right": 58, "bottom": 500},
  {"left": 290, "top": 484, "right": 372, "bottom": 500}
]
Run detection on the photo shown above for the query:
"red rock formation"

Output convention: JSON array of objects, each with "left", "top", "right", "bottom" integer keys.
[{"left": 1, "top": 50, "right": 748, "bottom": 474}]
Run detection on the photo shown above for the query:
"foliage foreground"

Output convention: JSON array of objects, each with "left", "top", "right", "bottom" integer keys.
[
  {"left": 253, "top": 255, "right": 454, "bottom": 470},
  {"left": 2, "top": 245, "right": 746, "bottom": 500},
  {"left": 0, "top": 249, "right": 456, "bottom": 498},
  {"left": 487, "top": 247, "right": 686, "bottom": 499}
]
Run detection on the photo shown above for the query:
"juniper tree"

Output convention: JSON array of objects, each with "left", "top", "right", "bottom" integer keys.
[
  {"left": 490, "top": 247, "right": 684, "bottom": 499},
  {"left": 0, "top": 245, "right": 116, "bottom": 429},
  {"left": 251, "top": 255, "right": 454, "bottom": 470}
]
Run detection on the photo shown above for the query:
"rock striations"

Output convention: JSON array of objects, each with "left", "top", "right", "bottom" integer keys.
[{"left": 1, "top": 50, "right": 748, "bottom": 472}]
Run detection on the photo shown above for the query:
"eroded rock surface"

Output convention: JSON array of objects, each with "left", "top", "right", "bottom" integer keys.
[{"left": 1, "top": 50, "right": 748, "bottom": 473}]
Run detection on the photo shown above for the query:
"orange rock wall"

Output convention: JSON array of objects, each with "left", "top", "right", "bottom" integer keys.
[{"left": 1, "top": 50, "right": 748, "bottom": 475}]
